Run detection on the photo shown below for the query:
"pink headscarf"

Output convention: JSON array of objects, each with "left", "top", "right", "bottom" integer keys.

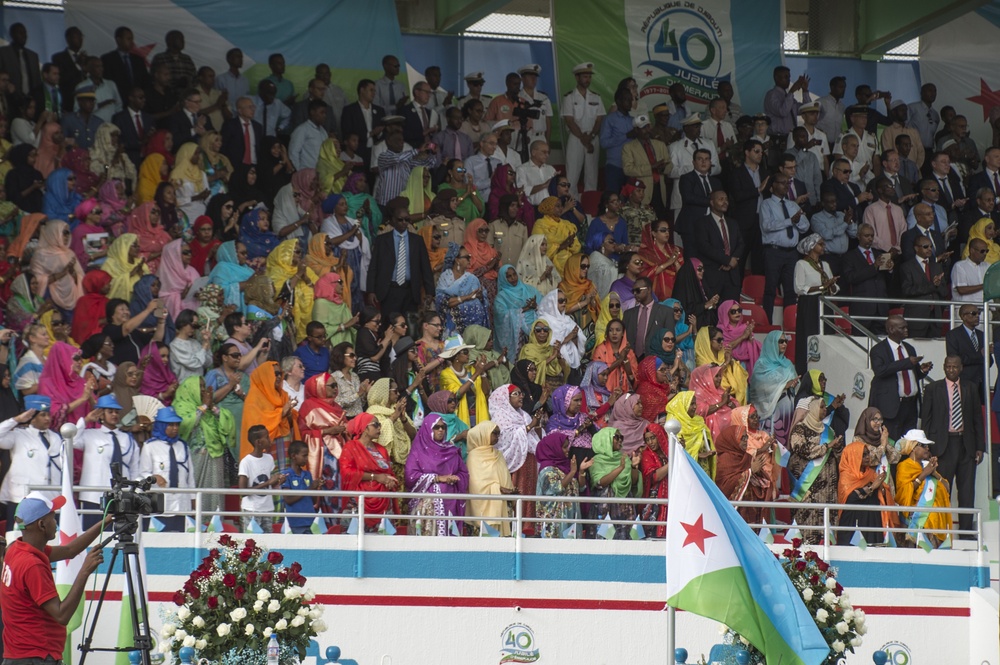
[
  {"left": 29, "top": 219, "right": 84, "bottom": 309},
  {"left": 98, "top": 179, "right": 127, "bottom": 229},
  {"left": 139, "top": 342, "right": 177, "bottom": 403},
  {"left": 70, "top": 198, "right": 105, "bottom": 267},
  {"left": 126, "top": 201, "right": 171, "bottom": 272},
  {"left": 717, "top": 299, "right": 762, "bottom": 373},
  {"left": 292, "top": 168, "right": 322, "bottom": 225},
  {"left": 39, "top": 341, "right": 88, "bottom": 428},
  {"left": 157, "top": 238, "right": 203, "bottom": 319},
  {"left": 313, "top": 271, "right": 343, "bottom": 304},
  {"left": 35, "top": 122, "right": 63, "bottom": 178}
]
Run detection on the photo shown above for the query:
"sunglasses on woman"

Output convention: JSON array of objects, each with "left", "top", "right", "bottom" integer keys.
[
  {"left": 535, "top": 326, "right": 550, "bottom": 333},
  {"left": 432, "top": 423, "right": 447, "bottom": 431},
  {"left": 662, "top": 336, "right": 675, "bottom": 343}
]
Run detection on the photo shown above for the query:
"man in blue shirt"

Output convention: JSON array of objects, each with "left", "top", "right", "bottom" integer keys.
[
  {"left": 295, "top": 322, "right": 331, "bottom": 380},
  {"left": 760, "top": 174, "right": 811, "bottom": 319},
  {"left": 599, "top": 87, "right": 635, "bottom": 194}
]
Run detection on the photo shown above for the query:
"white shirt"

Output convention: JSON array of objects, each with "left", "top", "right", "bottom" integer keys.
[
  {"left": 561, "top": 88, "right": 605, "bottom": 135},
  {"left": 496, "top": 146, "right": 523, "bottom": 171},
  {"left": 668, "top": 138, "right": 721, "bottom": 210},
  {"left": 0, "top": 418, "right": 63, "bottom": 504},
  {"left": 787, "top": 126, "right": 829, "bottom": 164},
  {"left": 283, "top": 379, "right": 304, "bottom": 406},
  {"left": 702, "top": 118, "right": 736, "bottom": 152},
  {"left": 239, "top": 452, "right": 276, "bottom": 513},
  {"left": 139, "top": 438, "right": 195, "bottom": 514},
  {"left": 846, "top": 127, "right": 878, "bottom": 167},
  {"left": 887, "top": 338, "right": 918, "bottom": 397},
  {"left": 816, "top": 95, "right": 845, "bottom": 146},
  {"left": 73, "top": 422, "right": 140, "bottom": 504},
  {"left": 951, "top": 258, "right": 989, "bottom": 302},
  {"left": 519, "top": 88, "right": 553, "bottom": 142},
  {"left": 516, "top": 161, "right": 557, "bottom": 206}
]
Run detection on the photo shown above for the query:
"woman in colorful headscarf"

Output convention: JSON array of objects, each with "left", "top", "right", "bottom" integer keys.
[
  {"left": 401, "top": 165, "right": 434, "bottom": 223},
  {"left": 486, "top": 164, "right": 534, "bottom": 229},
  {"left": 439, "top": 158, "right": 484, "bottom": 225},
  {"left": 665, "top": 390, "right": 716, "bottom": 478},
  {"left": 239, "top": 206, "right": 281, "bottom": 260},
  {"left": 366, "top": 377, "right": 416, "bottom": 483},
  {"left": 207, "top": 240, "right": 252, "bottom": 312},
  {"left": 785, "top": 397, "right": 844, "bottom": 542},
  {"left": 797, "top": 370, "right": 851, "bottom": 442},
  {"left": 418, "top": 223, "right": 447, "bottom": 277},
  {"left": 174, "top": 375, "right": 235, "bottom": 516},
  {"left": 188, "top": 216, "right": 220, "bottom": 275},
  {"left": 199, "top": 131, "right": 232, "bottom": 197},
  {"left": 171, "top": 142, "right": 210, "bottom": 221},
  {"left": 591, "top": 319, "right": 637, "bottom": 394},
  {"left": 635, "top": 356, "right": 673, "bottom": 424},
  {"left": 663, "top": 298, "right": 696, "bottom": 369},
  {"left": 436, "top": 242, "right": 490, "bottom": 334},
  {"left": 297, "top": 371, "right": 348, "bottom": 513},
  {"left": 40, "top": 309, "right": 78, "bottom": 357},
  {"left": 837, "top": 407, "right": 900, "bottom": 545},
  {"left": 536, "top": 289, "right": 586, "bottom": 373},
  {"left": 464, "top": 218, "right": 500, "bottom": 303},
  {"left": 895, "top": 432, "right": 953, "bottom": 547},
  {"left": 70, "top": 270, "right": 111, "bottom": 344},
  {"left": 30, "top": 220, "right": 84, "bottom": 310},
  {"left": 509, "top": 359, "right": 546, "bottom": 418},
  {"left": 143, "top": 129, "right": 174, "bottom": 165},
  {"left": 39, "top": 341, "right": 93, "bottom": 428},
  {"left": 673, "top": 258, "right": 720, "bottom": 328},
  {"left": 558, "top": 252, "right": 600, "bottom": 333},
  {"left": 694, "top": 326, "right": 748, "bottom": 406},
  {"left": 637, "top": 423, "right": 670, "bottom": 537},
  {"left": 579, "top": 360, "right": 616, "bottom": 426},
  {"left": 405, "top": 414, "right": 468, "bottom": 536},
  {"left": 515, "top": 234, "right": 560, "bottom": 296},
  {"left": 465, "top": 420, "right": 515, "bottom": 536},
  {"left": 139, "top": 341, "right": 178, "bottom": 404},
  {"left": 715, "top": 405, "right": 774, "bottom": 525},
  {"left": 532, "top": 196, "right": 580, "bottom": 274},
  {"left": 312, "top": 272, "right": 357, "bottom": 348},
  {"left": 465, "top": 324, "right": 510, "bottom": 388},
  {"left": 126, "top": 202, "right": 171, "bottom": 272},
  {"left": 136, "top": 152, "right": 168, "bottom": 204},
  {"left": 103, "top": 233, "right": 147, "bottom": 300},
  {"left": 315, "top": 137, "right": 348, "bottom": 196},
  {"left": 60, "top": 147, "right": 100, "bottom": 195},
  {"left": 5, "top": 144, "right": 44, "bottom": 212},
  {"left": 69, "top": 198, "right": 106, "bottom": 268},
  {"left": 340, "top": 412, "right": 398, "bottom": 530},
  {"left": 690, "top": 363, "right": 739, "bottom": 443},
  {"left": 639, "top": 218, "right": 683, "bottom": 301},
  {"left": 593, "top": 292, "right": 622, "bottom": 347},
  {"left": 42, "top": 168, "right": 84, "bottom": 225},
  {"left": 545, "top": 383, "right": 593, "bottom": 450},
  {"left": 963, "top": 217, "right": 1000, "bottom": 264},
  {"left": 90, "top": 124, "right": 136, "bottom": 192},
  {"left": 265, "top": 238, "right": 316, "bottom": 343},
  {"left": 341, "top": 171, "right": 381, "bottom": 243},
  {"left": 587, "top": 227, "right": 620, "bottom": 299},
  {"left": 239, "top": 361, "right": 297, "bottom": 462},
  {"left": 303, "top": 230, "right": 348, "bottom": 295},
  {"left": 157, "top": 239, "right": 204, "bottom": 319},
  {"left": 609, "top": 393, "right": 649, "bottom": 456},
  {"left": 34, "top": 122, "right": 65, "bottom": 178},
  {"left": 535, "top": 431, "right": 588, "bottom": 539},
  {"left": 518, "top": 319, "right": 564, "bottom": 387},
  {"left": 97, "top": 179, "right": 129, "bottom": 233},
  {"left": 426, "top": 390, "right": 469, "bottom": 456},
  {"left": 747, "top": 330, "right": 798, "bottom": 445},
  {"left": 590, "top": 427, "right": 642, "bottom": 539},
  {"left": 319, "top": 193, "right": 365, "bottom": 307},
  {"left": 129, "top": 275, "right": 175, "bottom": 344},
  {"left": 488, "top": 384, "right": 541, "bottom": 512},
  {"left": 717, "top": 300, "right": 762, "bottom": 374}
]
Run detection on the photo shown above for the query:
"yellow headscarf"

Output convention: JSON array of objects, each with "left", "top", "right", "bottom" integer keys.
[
  {"left": 465, "top": 420, "right": 512, "bottom": 535},
  {"left": 170, "top": 142, "right": 205, "bottom": 186},
  {"left": 40, "top": 309, "right": 79, "bottom": 356},
  {"left": 265, "top": 238, "right": 317, "bottom": 342},
  {"left": 693, "top": 327, "right": 748, "bottom": 405},
  {"left": 365, "top": 377, "right": 413, "bottom": 469},
  {"left": 517, "top": 318, "right": 564, "bottom": 385},
  {"left": 103, "top": 233, "right": 149, "bottom": 300},
  {"left": 963, "top": 217, "right": 1000, "bottom": 263},
  {"left": 199, "top": 130, "right": 233, "bottom": 174},
  {"left": 402, "top": 166, "right": 434, "bottom": 216},
  {"left": 302, "top": 233, "right": 352, "bottom": 311},
  {"left": 594, "top": 292, "right": 621, "bottom": 346},
  {"left": 665, "top": 390, "right": 716, "bottom": 479},
  {"left": 136, "top": 153, "right": 166, "bottom": 204},
  {"left": 316, "top": 138, "right": 347, "bottom": 196},
  {"left": 531, "top": 206, "right": 581, "bottom": 274}
]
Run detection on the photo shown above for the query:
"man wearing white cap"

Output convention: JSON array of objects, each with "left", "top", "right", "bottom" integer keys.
[
  {"left": 456, "top": 71, "right": 491, "bottom": 109},
  {"left": 492, "top": 120, "right": 522, "bottom": 170},
  {"left": 518, "top": 64, "right": 552, "bottom": 145},
  {"left": 75, "top": 394, "right": 140, "bottom": 529},
  {"left": 622, "top": 114, "right": 670, "bottom": 221},
  {"left": 1, "top": 492, "right": 106, "bottom": 664},
  {"left": 0, "top": 396, "right": 63, "bottom": 529},
  {"left": 790, "top": 101, "right": 829, "bottom": 175},
  {"left": 561, "top": 62, "right": 605, "bottom": 193}
]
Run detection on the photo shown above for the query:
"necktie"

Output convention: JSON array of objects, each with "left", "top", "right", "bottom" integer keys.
[
  {"left": 993, "top": 171, "right": 1000, "bottom": 197},
  {"left": 420, "top": 106, "right": 429, "bottom": 131},
  {"left": 168, "top": 441, "right": 179, "bottom": 488},
  {"left": 971, "top": 330, "right": 981, "bottom": 352},
  {"left": 715, "top": 122, "right": 724, "bottom": 149},
  {"left": 395, "top": 232, "right": 407, "bottom": 285},
  {"left": 262, "top": 104, "right": 269, "bottom": 136},
  {"left": 719, "top": 218, "right": 730, "bottom": 255},
  {"left": 939, "top": 177, "right": 952, "bottom": 205},
  {"left": 924, "top": 259, "right": 931, "bottom": 281},
  {"left": 637, "top": 304, "right": 650, "bottom": 350},
  {"left": 243, "top": 120, "right": 252, "bottom": 164},
  {"left": 110, "top": 431, "right": 123, "bottom": 467},
  {"left": 388, "top": 81, "right": 396, "bottom": 107},
  {"left": 788, "top": 180, "right": 796, "bottom": 200},
  {"left": 122, "top": 52, "right": 133, "bottom": 86},
  {"left": 781, "top": 199, "right": 793, "bottom": 239},
  {"left": 452, "top": 133, "right": 461, "bottom": 160},
  {"left": 134, "top": 111, "right": 144, "bottom": 138},
  {"left": 18, "top": 50, "right": 29, "bottom": 94},
  {"left": 886, "top": 204, "right": 898, "bottom": 248},
  {"left": 897, "top": 344, "right": 912, "bottom": 395},
  {"left": 642, "top": 140, "right": 660, "bottom": 183},
  {"left": 700, "top": 174, "right": 711, "bottom": 197},
  {"left": 486, "top": 157, "right": 494, "bottom": 178},
  {"left": 39, "top": 431, "right": 50, "bottom": 450},
  {"left": 864, "top": 249, "right": 873, "bottom": 265},
  {"left": 925, "top": 230, "right": 935, "bottom": 253},
  {"left": 950, "top": 382, "right": 963, "bottom": 432}
]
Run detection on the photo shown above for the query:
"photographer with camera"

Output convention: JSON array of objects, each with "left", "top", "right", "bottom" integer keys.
[
  {"left": 74, "top": 394, "right": 139, "bottom": 529},
  {"left": 1, "top": 492, "right": 107, "bottom": 664},
  {"left": 0, "top": 396, "right": 63, "bottom": 529}
]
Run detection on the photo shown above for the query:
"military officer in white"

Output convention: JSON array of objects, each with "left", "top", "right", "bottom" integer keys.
[
  {"left": 561, "top": 62, "right": 605, "bottom": 194},
  {"left": 518, "top": 64, "right": 553, "bottom": 145},
  {"left": 455, "top": 71, "right": 492, "bottom": 110},
  {"left": 74, "top": 394, "right": 139, "bottom": 529},
  {"left": 139, "top": 407, "right": 194, "bottom": 532},
  {"left": 668, "top": 115, "right": 722, "bottom": 212},
  {"left": 0, "top": 395, "right": 63, "bottom": 528}
]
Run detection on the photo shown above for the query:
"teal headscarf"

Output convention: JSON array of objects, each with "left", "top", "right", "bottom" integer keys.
[
  {"left": 747, "top": 330, "right": 798, "bottom": 419},
  {"left": 208, "top": 240, "right": 254, "bottom": 312},
  {"left": 661, "top": 298, "right": 693, "bottom": 350}
]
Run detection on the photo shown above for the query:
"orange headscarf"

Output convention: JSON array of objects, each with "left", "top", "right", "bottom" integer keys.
[
  {"left": 558, "top": 252, "right": 600, "bottom": 325},
  {"left": 463, "top": 218, "right": 498, "bottom": 281},
  {"left": 419, "top": 224, "right": 447, "bottom": 271},
  {"left": 239, "top": 361, "right": 299, "bottom": 459},
  {"left": 303, "top": 233, "right": 352, "bottom": 310},
  {"left": 838, "top": 440, "right": 899, "bottom": 529},
  {"left": 8, "top": 212, "right": 45, "bottom": 260},
  {"left": 35, "top": 122, "right": 63, "bottom": 178}
]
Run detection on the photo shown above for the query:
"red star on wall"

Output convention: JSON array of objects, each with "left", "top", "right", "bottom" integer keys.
[
  {"left": 644, "top": 69, "right": 653, "bottom": 78},
  {"left": 967, "top": 78, "right": 1000, "bottom": 122},
  {"left": 681, "top": 514, "right": 717, "bottom": 554}
]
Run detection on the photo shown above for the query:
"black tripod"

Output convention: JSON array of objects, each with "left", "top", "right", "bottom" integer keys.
[{"left": 78, "top": 516, "right": 153, "bottom": 665}]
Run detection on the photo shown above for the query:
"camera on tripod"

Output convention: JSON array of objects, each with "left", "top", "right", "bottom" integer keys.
[
  {"left": 103, "top": 463, "right": 164, "bottom": 530},
  {"left": 512, "top": 99, "right": 542, "bottom": 122}
]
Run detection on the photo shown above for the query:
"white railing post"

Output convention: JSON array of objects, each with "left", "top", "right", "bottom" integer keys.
[
  {"left": 984, "top": 303, "right": 993, "bottom": 496},
  {"left": 357, "top": 494, "right": 365, "bottom": 578},
  {"left": 193, "top": 491, "right": 203, "bottom": 553},
  {"left": 515, "top": 498, "right": 523, "bottom": 581},
  {"left": 822, "top": 507, "right": 830, "bottom": 561}
]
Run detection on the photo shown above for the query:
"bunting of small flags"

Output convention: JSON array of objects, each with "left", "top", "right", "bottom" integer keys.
[
  {"left": 281, "top": 518, "right": 293, "bottom": 534},
  {"left": 310, "top": 517, "right": 324, "bottom": 534},
  {"left": 629, "top": 516, "right": 645, "bottom": 541},
  {"left": 479, "top": 520, "right": 500, "bottom": 537},
  {"left": 345, "top": 517, "right": 359, "bottom": 535},
  {"left": 448, "top": 512, "right": 462, "bottom": 537},
  {"left": 245, "top": 518, "right": 263, "bottom": 534},
  {"left": 562, "top": 523, "right": 577, "bottom": 539},
  {"left": 916, "top": 532, "right": 933, "bottom": 553},
  {"left": 185, "top": 516, "right": 199, "bottom": 533},
  {"left": 785, "top": 520, "right": 801, "bottom": 542},
  {"left": 378, "top": 517, "right": 396, "bottom": 535},
  {"left": 758, "top": 520, "right": 774, "bottom": 544},
  {"left": 939, "top": 534, "right": 952, "bottom": 550},
  {"left": 597, "top": 514, "right": 615, "bottom": 540},
  {"left": 206, "top": 515, "right": 224, "bottom": 533},
  {"left": 850, "top": 529, "right": 868, "bottom": 551},
  {"left": 884, "top": 530, "right": 897, "bottom": 548},
  {"left": 147, "top": 516, "right": 165, "bottom": 532}
]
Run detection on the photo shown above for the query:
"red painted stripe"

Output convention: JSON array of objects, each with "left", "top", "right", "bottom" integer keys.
[{"left": 96, "top": 592, "right": 970, "bottom": 618}]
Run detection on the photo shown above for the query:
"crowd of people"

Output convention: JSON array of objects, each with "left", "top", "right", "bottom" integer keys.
[{"left": 0, "top": 22, "right": 987, "bottom": 544}]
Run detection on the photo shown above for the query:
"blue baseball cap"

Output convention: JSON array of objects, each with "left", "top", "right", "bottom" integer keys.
[
  {"left": 155, "top": 407, "right": 182, "bottom": 423},
  {"left": 96, "top": 395, "right": 123, "bottom": 410},
  {"left": 14, "top": 492, "right": 66, "bottom": 529},
  {"left": 24, "top": 395, "right": 51, "bottom": 412}
]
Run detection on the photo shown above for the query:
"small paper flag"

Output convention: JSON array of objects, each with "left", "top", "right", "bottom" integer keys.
[
  {"left": 185, "top": 516, "right": 198, "bottom": 533},
  {"left": 597, "top": 514, "right": 615, "bottom": 540},
  {"left": 479, "top": 520, "right": 500, "bottom": 537},
  {"left": 758, "top": 520, "right": 774, "bottom": 544},
  {"left": 916, "top": 532, "right": 933, "bottom": 553},
  {"left": 785, "top": 520, "right": 801, "bottom": 542},
  {"left": 850, "top": 529, "right": 867, "bottom": 551},
  {"left": 448, "top": 511, "right": 461, "bottom": 537},
  {"left": 378, "top": 517, "right": 396, "bottom": 535},
  {"left": 939, "top": 534, "right": 952, "bottom": 550},
  {"left": 147, "top": 516, "right": 165, "bottom": 532},
  {"left": 630, "top": 516, "right": 645, "bottom": 541},
  {"left": 345, "top": 517, "right": 359, "bottom": 535},
  {"left": 245, "top": 518, "right": 263, "bottom": 534},
  {"left": 282, "top": 518, "right": 293, "bottom": 534},
  {"left": 310, "top": 517, "right": 323, "bottom": 534},
  {"left": 885, "top": 530, "right": 897, "bottom": 548},
  {"left": 562, "top": 523, "right": 577, "bottom": 539},
  {"left": 207, "top": 514, "right": 224, "bottom": 533}
]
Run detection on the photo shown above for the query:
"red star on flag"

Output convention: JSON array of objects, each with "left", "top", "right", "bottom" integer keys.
[
  {"left": 680, "top": 514, "right": 716, "bottom": 554},
  {"left": 59, "top": 530, "right": 77, "bottom": 546},
  {"left": 131, "top": 43, "right": 157, "bottom": 69},
  {"left": 644, "top": 69, "right": 653, "bottom": 78},
  {"left": 966, "top": 78, "right": 1000, "bottom": 122}
]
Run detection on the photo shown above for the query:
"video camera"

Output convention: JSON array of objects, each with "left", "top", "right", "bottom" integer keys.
[
  {"left": 511, "top": 98, "right": 542, "bottom": 122},
  {"left": 103, "top": 463, "right": 164, "bottom": 538}
]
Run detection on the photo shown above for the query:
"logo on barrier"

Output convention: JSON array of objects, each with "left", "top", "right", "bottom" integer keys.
[
  {"left": 879, "top": 641, "right": 912, "bottom": 664},
  {"left": 500, "top": 623, "right": 539, "bottom": 663},
  {"left": 637, "top": 4, "right": 731, "bottom": 105},
  {"left": 807, "top": 335, "right": 820, "bottom": 362},
  {"left": 852, "top": 372, "right": 867, "bottom": 400}
]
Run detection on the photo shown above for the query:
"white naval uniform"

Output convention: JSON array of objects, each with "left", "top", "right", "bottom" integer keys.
[
  {"left": 561, "top": 87, "right": 605, "bottom": 193},
  {"left": 73, "top": 421, "right": 141, "bottom": 504},
  {"left": 0, "top": 418, "right": 63, "bottom": 504},
  {"left": 519, "top": 89, "right": 553, "bottom": 145},
  {"left": 139, "top": 438, "right": 195, "bottom": 515}
]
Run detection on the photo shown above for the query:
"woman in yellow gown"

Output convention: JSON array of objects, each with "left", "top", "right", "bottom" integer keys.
[
  {"left": 894, "top": 432, "right": 953, "bottom": 546},
  {"left": 265, "top": 238, "right": 318, "bottom": 342},
  {"left": 531, "top": 196, "right": 581, "bottom": 274},
  {"left": 693, "top": 326, "right": 748, "bottom": 405}
]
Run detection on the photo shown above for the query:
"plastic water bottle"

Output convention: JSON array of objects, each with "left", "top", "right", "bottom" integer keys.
[{"left": 267, "top": 635, "right": 279, "bottom": 665}]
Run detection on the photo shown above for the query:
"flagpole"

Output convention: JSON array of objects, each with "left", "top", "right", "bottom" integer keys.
[{"left": 664, "top": 418, "right": 682, "bottom": 665}]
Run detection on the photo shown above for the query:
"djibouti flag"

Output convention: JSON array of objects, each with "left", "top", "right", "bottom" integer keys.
[
  {"left": 54, "top": 466, "right": 86, "bottom": 665},
  {"left": 667, "top": 440, "right": 830, "bottom": 665}
]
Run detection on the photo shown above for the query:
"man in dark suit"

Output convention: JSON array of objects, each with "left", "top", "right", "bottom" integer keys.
[
  {"left": 899, "top": 202, "right": 947, "bottom": 264},
  {"left": 167, "top": 87, "right": 214, "bottom": 151},
  {"left": 921, "top": 355, "right": 984, "bottom": 537},
  {"left": 366, "top": 197, "right": 434, "bottom": 318},
  {"left": 51, "top": 26, "right": 87, "bottom": 113},
  {"left": 0, "top": 23, "right": 41, "bottom": 98},
  {"left": 341, "top": 79, "right": 385, "bottom": 170},
  {"left": 899, "top": 233, "right": 949, "bottom": 338},
  {"left": 101, "top": 26, "right": 151, "bottom": 102},
  {"left": 32, "top": 63, "right": 63, "bottom": 120},
  {"left": 694, "top": 190, "right": 743, "bottom": 302},
  {"left": 958, "top": 185, "right": 1000, "bottom": 246},
  {"left": 868, "top": 149, "right": 913, "bottom": 206},
  {"left": 821, "top": 157, "right": 873, "bottom": 216},
  {"left": 221, "top": 96, "right": 264, "bottom": 169},
  {"left": 968, "top": 146, "right": 1000, "bottom": 207},
  {"left": 675, "top": 148, "right": 721, "bottom": 257},
  {"left": 725, "top": 140, "right": 768, "bottom": 273},
  {"left": 840, "top": 223, "right": 891, "bottom": 334},
  {"left": 926, "top": 150, "right": 966, "bottom": 215},
  {"left": 401, "top": 81, "right": 438, "bottom": 150},
  {"left": 622, "top": 276, "right": 672, "bottom": 358},
  {"left": 945, "top": 304, "right": 989, "bottom": 402},
  {"left": 112, "top": 87, "right": 152, "bottom": 170},
  {"left": 868, "top": 314, "right": 931, "bottom": 440},
  {"left": 290, "top": 78, "right": 337, "bottom": 136}
]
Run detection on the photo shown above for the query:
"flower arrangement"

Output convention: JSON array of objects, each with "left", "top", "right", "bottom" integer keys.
[
  {"left": 721, "top": 540, "right": 867, "bottom": 665},
  {"left": 159, "top": 534, "right": 327, "bottom": 663}
]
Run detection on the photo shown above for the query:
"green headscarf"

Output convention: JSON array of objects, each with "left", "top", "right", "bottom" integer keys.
[
  {"left": 463, "top": 324, "right": 511, "bottom": 387},
  {"left": 589, "top": 427, "right": 641, "bottom": 498},
  {"left": 173, "top": 375, "right": 236, "bottom": 458}
]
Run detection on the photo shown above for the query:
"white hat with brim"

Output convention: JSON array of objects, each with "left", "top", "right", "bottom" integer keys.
[
  {"left": 681, "top": 114, "right": 703, "bottom": 126},
  {"left": 901, "top": 428, "right": 933, "bottom": 445},
  {"left": 573, "top": 62, "right": 595, "bottom": 75},
  {"left": 438, "top": 334, "right": 475, "bottom": 359}
]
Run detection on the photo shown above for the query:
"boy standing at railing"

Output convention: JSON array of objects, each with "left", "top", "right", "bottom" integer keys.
[
  {"left": 282, "top": 440, "right": 320, "bottom": 534},
  {"left": 238, "top": 424, "right": 287, "bottom": 532}
]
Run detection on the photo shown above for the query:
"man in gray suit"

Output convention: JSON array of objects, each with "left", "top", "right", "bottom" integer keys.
[
  {"left": 0, "top": 23, "right": 41, "bottom": 97},
  {"left": 622, "top": 276, "right": 673, "bottom": 359}
]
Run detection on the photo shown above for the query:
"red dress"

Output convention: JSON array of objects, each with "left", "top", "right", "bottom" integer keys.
[
  {"left": 340, "top": 437, "right": 394, "bottom": 528},
  {"left": 638, "top": 224, "right": 684, "bottom": 300},
  {"left": 639, "top": 424, "right": 670, "bottom": 538}
]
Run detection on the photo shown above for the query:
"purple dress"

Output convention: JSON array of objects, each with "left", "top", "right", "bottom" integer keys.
[{"left": 405, "top": 414, "right": 469, "bottom": 536}]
